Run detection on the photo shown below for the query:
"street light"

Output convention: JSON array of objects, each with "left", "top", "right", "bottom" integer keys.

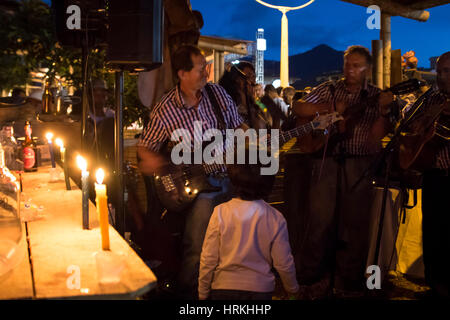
[{"left": 255, "top": 0, "right": 315, "bottom": 87}]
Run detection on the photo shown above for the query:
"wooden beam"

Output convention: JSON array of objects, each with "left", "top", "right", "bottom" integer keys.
[
  {"left": 198, "top": 40, "right": 248, "bottom": 55},
  {"left": 341, "top": 0, "right": 430, "bottom": 21}
]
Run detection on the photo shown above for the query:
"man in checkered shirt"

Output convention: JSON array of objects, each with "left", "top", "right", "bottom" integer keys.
[
  {"left": 137, "top": 45, "right": 245, "bottom": 299},
  {"left": 407, "top": 52, "right": 450, "bottom": 298},
  {"left": 291, "top": 45, "right": 398, "bottom": 299}
]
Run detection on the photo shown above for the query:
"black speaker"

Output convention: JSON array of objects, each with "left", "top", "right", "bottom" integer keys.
[
  {"left": 52, "top": 0, "right": 107, "bottom": 48},
  {"left": 106, "top": 0, "right": 164, "bottom": 72}
]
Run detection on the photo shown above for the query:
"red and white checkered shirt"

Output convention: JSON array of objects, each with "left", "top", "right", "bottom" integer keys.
[
  {"left": 138, "top": 83, "right": 243, "bottom": 173},
  {"left": 303, "top": 79, "right": 386, "bottom": 156},
  {"left": 404, "top": 89, "right": 450, "bottom": 169}
]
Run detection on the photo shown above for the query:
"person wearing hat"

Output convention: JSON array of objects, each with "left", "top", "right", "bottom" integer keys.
[
  {"left": 85, "top": 79, "right": 115, "bottom": 203},
  {"left": 27, "top": 89, "right": 44, "bottom": 116},
  {"left": 88, "top": 78, "right": 114, "bottom": 124}
]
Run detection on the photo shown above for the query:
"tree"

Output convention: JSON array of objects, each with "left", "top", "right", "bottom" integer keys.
[{"left": 0, "top": 0, "right": 146, "bottom": 127}]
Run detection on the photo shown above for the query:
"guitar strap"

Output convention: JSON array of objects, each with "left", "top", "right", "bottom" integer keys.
[
  {"left": 317, "top": 82, "right": 336, "bottom": 181},
  {"left": 205, "top": 84, "right": 227, "bottom": 131}
]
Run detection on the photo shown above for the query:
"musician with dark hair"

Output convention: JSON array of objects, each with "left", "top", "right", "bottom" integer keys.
[
  {"left": 290, "top": 45, "right": 398, "bottom": 299},
  {"left": 137, "top": 44, "right": 245, "bottom": 299},
  {"left": 219, "top": 61, "right": 272, "bottom": 129},
  {"left": 399, "top": 51, "right": 450, "bottom": 299}
]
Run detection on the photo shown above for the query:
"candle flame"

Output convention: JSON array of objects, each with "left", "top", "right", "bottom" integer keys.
[
  {"left": 45, "top": 132, "right": 54, "bottom": 142},
  {"left": 76, "top": 155, "right": 87, "bottom": 172},
  {"left": 55, "top": 138, "right": 64, "bottom": 148},
  {"left": 96, "top": 168, "right": 105, "bottom": 184}
]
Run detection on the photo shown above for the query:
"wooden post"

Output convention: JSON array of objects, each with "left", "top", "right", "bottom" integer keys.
[
  {"left": 391, "top": 49, "right": 403, "bottom": 86},
  {"left": 372, "top": 40, "right": 383, "bottom": 89},
  {"left": 381, "top": 13, "right": 391, "bottom": 89},
  {"left": 214, "top": 50, "right": 220, "bottom": 83},
  {"left": 218, "top": 51, "right": 225, "bottom": 80}
]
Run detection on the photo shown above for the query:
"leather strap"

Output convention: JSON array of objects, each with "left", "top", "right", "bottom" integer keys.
[{"left": 205, "top": 84, "right": 226, "bottom": 131}]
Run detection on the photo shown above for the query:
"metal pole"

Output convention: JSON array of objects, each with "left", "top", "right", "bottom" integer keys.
[
  {"left": 114, "top": 70, "right": 124, "bottom": 236},
  {"left": 81, "top": 45, "right": 88, "bottom": 153},
  {"left": 280, "top": 9, "right": 289, "bottom": 87}
]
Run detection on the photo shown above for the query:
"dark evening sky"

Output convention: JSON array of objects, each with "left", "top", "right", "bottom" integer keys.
[
  {"left": 44, "top": 0, "right": 450, "bottom": 68},
  {"left": 190, "top": 0, "right": 450, "bottom": 68}
]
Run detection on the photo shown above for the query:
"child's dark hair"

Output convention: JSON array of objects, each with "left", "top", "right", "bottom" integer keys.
[{"left": 226, "top": 147, "right": 275, "bottom": 201}]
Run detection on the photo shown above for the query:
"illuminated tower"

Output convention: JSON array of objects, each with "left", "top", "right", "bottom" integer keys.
[
  {"left": 255, "top": 0, "right": 315, "bottom": 87},
  {"left": 256, "top": 28, "right": 266, "bottom": 84}
]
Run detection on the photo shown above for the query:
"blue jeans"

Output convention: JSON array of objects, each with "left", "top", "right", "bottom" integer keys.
[{"left": 177, "top": 175, "right": 232, "bottom": 299}]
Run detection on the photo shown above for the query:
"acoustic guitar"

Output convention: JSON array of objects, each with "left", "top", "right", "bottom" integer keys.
[
  {"left": 283, "top": 78, "right": 425, "bottom": 154},
  {"left": 398, "top": 101, "right": 450, "bottom": 171}
]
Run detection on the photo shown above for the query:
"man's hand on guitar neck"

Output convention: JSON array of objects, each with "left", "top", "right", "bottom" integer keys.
[{"left": 137, "top": 146, "right": 169, "bottom": 176}]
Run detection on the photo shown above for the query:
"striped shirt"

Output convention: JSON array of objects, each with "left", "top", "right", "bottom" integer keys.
[
  {"left": 303, "top": 79, "right": 388, "bottom": 156},
  {"left": 138, "top": 83, "right": 243, "bottom": 173},
  {"left": 403, "top": 88, "right": 450, "bottom": 169}
]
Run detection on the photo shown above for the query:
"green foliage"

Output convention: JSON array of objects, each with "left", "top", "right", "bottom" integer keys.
[{"left": 0, "top": 0, "right": 147, "bottom": 126}]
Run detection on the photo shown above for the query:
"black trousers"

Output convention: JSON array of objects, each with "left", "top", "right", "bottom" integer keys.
[
  {"left": 282, "top": 153, "right": 313, "bottom": 255},
  {"left": 297, "top": 156, "right": 375, "bottom": 293},
  {"left": 422, "top": 170, "right": 450, "bottom": 298}
]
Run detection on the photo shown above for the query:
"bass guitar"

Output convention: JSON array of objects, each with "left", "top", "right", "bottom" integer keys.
[{"left": 153, "top": 112, "right": 343, "bottom": 212}]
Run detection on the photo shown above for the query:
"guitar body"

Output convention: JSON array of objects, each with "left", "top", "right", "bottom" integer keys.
[
  {"left": 398, "top": 103, "right": 447, "bottom": 171},
  {"left": 153, "top": 165, "right": 220, "bottom": 213},
  {"left": 294, "top": 115, "right": 328, "bottom": 153}
]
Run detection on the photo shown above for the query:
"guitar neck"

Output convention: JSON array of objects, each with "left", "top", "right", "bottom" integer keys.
[
  {"left": 279, "top": 121, "right": 314, "bottom": 145},
  {"left": 175, "top": 121, "right": 316, "bottom": 174}
]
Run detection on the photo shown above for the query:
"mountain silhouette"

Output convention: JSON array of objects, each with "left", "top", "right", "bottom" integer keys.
[{"left": 263, "top": 44, "right": 344, "bottom": 88}]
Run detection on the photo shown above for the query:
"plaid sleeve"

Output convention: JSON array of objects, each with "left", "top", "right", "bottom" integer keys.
[
  {"left": 137, "top": 111, "right": 168, "bottom": 152},
  {"left": 302, "top": 82, "right": 331, "bottom": 104},
  {"left": 212, "top": 84, "right": 243, "bottom": 129}
]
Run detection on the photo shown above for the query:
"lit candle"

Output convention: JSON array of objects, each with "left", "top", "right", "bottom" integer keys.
[
  {"left": 77, "top": 155, "right": 89, "bottom": 229},
  {"left": 95, "top": 168, "right": 110, "bottom": 250},
  {"left": 56, "top": 138, "right": 70, "bottom": 190},
  {"left": 46, "top": 132, "right": 56, "bottom": 168}
]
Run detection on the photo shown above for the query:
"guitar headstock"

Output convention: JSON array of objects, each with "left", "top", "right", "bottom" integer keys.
[
  {"left": 389, "top": 78, "right": 425, "bottom": 96},
  {"left": 311, "top": 112, "right": 344, "bottom": 130}
]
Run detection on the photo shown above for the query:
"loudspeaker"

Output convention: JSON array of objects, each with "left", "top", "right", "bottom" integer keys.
[
  {"left": 52, "top": 0, "right": 107, "bottom": 48},
  {"left": 106, "top": 0, "right": 164, "bottom": 72}
]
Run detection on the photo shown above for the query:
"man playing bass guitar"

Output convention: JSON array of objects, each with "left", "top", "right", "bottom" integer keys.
[
  {"left": 291, "top": 45, "right": 398, "bottom": 299},
  {"left": 399, "top": 51, "right": 450, "bottom": 299},
  {"left": 137, "top": 45, "right": 245, "bottom": 299}
]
